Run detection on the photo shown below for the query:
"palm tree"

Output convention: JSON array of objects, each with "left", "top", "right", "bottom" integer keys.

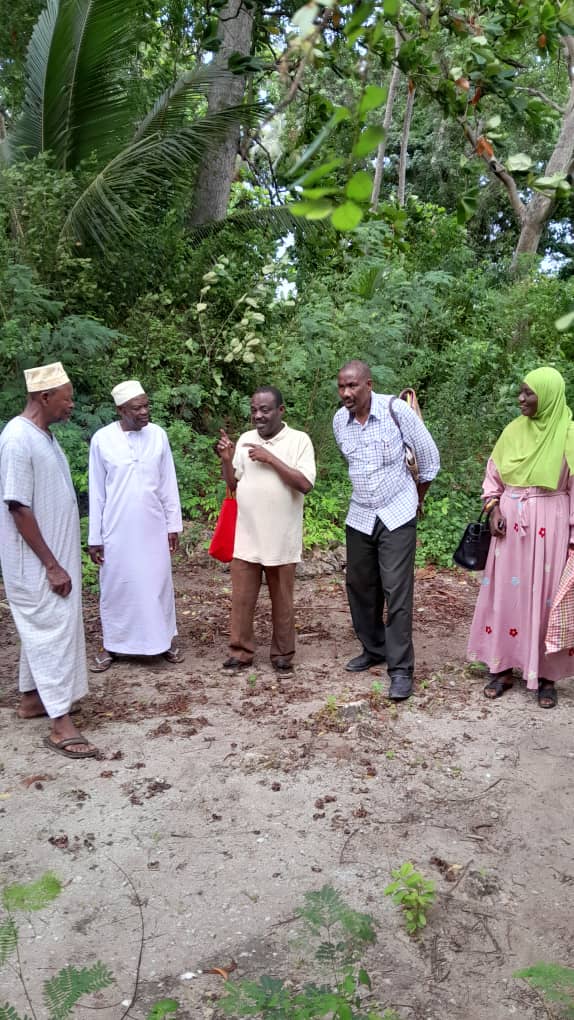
[{"left": 2, "top": 0, "right": 263, "bottom": 248}]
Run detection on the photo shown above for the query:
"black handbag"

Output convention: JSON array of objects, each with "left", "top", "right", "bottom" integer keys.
[{"left": 453, "top": 510, "right": 492, "bottom": 571}]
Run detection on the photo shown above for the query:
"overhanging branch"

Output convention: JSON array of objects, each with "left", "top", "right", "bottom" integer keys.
[{"left": 459, "top": 118, "right": 527, "bottom": 225}]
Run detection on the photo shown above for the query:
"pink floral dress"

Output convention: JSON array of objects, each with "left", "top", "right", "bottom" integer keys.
[{"left": 467, "top": 458, "right": 574, "bottom": 688}]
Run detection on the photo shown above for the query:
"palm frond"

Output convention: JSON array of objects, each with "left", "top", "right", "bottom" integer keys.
[
  {"left": 60, "top": 103, "right": 266, "bottom": 248},
  {"left": 186, "top": 205, "right": 325, "bottom": 243},
  {"left": 133, "top": 67, "right": 238, "bottom": 143},
  {"left": 5, "top": 0, "right": 59, "bottom": 160},
  {"left": 8, "top": 0, "right": 141, "bottom": 168}
]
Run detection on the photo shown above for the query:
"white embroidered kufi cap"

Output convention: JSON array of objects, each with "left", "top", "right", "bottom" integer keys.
[
  {"left": 111, "top": 380, "right": 145, "bottom": 406},
  {"left": 24, "top": 362, "right": 70, "bottom": 393}
]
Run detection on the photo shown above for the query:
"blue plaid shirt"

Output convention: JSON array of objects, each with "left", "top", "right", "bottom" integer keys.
[{"left": 333, "top": 392, "right": 440, "bottom": 534}]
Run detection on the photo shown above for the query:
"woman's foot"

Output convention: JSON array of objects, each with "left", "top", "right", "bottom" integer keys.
[
  {"left": 538, "top": 679, "right": 557, "bottom": 709},
  {"left": 483, "top": 670, "right": 513, "bottom": 699}
]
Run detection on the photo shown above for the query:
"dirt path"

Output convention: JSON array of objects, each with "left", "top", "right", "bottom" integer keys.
[{"left": 1, "top": 562, "right": 573, "bottom": 1020}]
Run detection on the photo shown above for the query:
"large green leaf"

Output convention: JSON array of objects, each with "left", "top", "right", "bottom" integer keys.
[
  {"left": 331, "top": 200, "right": 363, "bottom": 230},
  {"left": 9, "top": 0, "right": 142, "bottom": 168},
  {"left": 352, "top": 126, "right": 385, "bottom": 158}
]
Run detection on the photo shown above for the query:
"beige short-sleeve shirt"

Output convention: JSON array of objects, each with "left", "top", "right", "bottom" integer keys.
[{"left": 232, "top": 424, "right": 316, "bottom": 565}]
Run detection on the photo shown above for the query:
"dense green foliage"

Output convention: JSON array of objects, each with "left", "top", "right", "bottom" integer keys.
[{"left": 2, "top": 0, "right": 574, "bottom": 571}]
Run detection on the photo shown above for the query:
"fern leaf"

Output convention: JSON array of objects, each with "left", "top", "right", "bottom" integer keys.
[
  {"left": 147, "top": 999, "right": 179, "bottom": 1020},
  {"left": 0, "top": 1006, "right": 31, "bottom": 1020},
  {"left": 43, "top": 962, "right": 114, "bottom": 1020},
  {"left": 514, "top": 962, "right": 574, "bottom": 1017},
  {"left": 2, "top": 874, "right": 62, "bottom": 912},
  {"left": 0, "top": 919, "right": 18, "bottom": 968}
]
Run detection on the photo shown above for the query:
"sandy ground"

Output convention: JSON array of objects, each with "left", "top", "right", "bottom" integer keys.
[{"left": 1, "top": 558, "right": 573, "bottom": 1020}]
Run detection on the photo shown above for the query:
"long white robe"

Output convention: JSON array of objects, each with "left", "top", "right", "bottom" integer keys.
[
  {"left": 88, "top": 422, "right": 182, "bottom": 655},
  {"left": 0, "top": 417, "right": 88, "bottom": 717}
]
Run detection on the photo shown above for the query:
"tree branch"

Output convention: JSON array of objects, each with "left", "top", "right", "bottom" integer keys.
[
  {"left": 371, "top": 30, "right": 402, "bottom": 210},
  {"left": 514, "top": 87, "right": 565, "bottom": 114},
  {"left": 459, "top": 118, "right": 527, "bottom": 224}
]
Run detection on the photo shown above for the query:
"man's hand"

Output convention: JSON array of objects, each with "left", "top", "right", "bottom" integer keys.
[
  {"left": 46, "top": 563, "right": 72, "bottom": 597},
  {"left": 88, "top": 545, "right": 104, "bottom": 566},
  {"left": 245, "top": 443, "right": 275, "bottom": 465},
  {"left": 168, "top": 532, "right": 179, "bottom": 554},
  {"left": 216, "top": 429, "right": 235, "bottom": 462}
]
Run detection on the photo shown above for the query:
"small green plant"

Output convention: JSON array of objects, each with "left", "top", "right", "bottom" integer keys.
[
  {"left": 1, "top": 874, "right": 114, "bottom": 1019},
  {"left": 370, "top": 680, "right": 384, "bottom": 709},
  {"left": 247, "top": 673, "right": 257, "bottom": 691},
  {"left": 385, "top": 749, "right": 395, "bottom": 760},
  {"left": 147, "top": 1000, "right": 179, "bottom": 1020},
  {"left": 220, "top": 885, "right": 400, "bottom": 1019},
  {"left": 325, "top": 694, "right": 338, "bottom": 715},
  {"left": 0, "top": 873, "right": 178, "bottom": 1019},
  {"left": 514, "top": 962, "right": 574, "bottom": 1017},
  {"left": 384, "top": 862, "right": 436, "bottom": 937}
]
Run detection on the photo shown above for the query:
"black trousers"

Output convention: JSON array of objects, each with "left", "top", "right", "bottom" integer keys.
[{"left": 345, "top": 517, "right": 417, "bottom": 675}]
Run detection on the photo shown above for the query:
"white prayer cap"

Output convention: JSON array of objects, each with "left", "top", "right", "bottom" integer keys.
[
  {"left": 111, "top": 380, "right": 146, "bottom": 406},
  {"left": 24, "top": 362, "right": 70, "bottom": 393}
]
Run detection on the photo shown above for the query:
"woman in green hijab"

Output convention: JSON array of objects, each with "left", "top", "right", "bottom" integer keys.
[{"left": 467, "top": 366, "right": 574, "bottom": 708}]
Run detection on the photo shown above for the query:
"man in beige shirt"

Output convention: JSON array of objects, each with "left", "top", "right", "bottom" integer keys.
[{"left": 216, "top": 386, "right": 316, "bottom": 672}]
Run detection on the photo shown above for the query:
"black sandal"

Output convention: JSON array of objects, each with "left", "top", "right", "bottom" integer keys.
[
  {"left": 538, "top": 681, "right": 557, "bottom": 709},
  {"left": 483, "top": 673, "right": 513, "bottom": 699}
]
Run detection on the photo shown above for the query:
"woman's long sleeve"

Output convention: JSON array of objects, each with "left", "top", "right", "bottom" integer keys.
[{"left": 481, "top": 458, "right": 504, "bottom": 503}]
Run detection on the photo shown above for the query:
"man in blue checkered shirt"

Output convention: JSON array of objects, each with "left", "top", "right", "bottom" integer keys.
[{"left": 333, "top": 361, "right": 440, "bottom": 700}]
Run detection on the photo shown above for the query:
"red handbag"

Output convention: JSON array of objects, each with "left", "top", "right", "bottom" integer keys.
[{"left": 208, "top": 488, "right": 237, "bottom": 562}]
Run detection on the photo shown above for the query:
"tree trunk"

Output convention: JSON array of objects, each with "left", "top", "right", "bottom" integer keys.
[
  {"left": 511, "top": 37, "right": 574, "bottom": 263},
  {"left": 513, "top": 83, "right": 574, "bottom": 261},
  {"left": 398, "top": 81, "right": 416, "bottom": 207},
  {"left": 370, "top": 30, "right": 401, "bottom": 211},
  {"left": 187, "top": 0, "right": 254, "bottom": 226}
]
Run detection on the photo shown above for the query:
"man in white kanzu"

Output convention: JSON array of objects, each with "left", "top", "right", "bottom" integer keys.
[
  {"left": 88, "top": 380, "right": 183, "bottom": 670},
  {"left": 216, "top": 386, "right": 316, "bottom": 672},
  {"left": 0, "top": 362, "right": 97, "bottom": 759}
]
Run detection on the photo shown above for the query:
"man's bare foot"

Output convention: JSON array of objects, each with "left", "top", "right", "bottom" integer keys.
[
  {"left": 48, "top": 715, "right": 98, "bottom": 757},
  {"left": 17, "top": 690, "right": 47, "bottom": 719}
]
